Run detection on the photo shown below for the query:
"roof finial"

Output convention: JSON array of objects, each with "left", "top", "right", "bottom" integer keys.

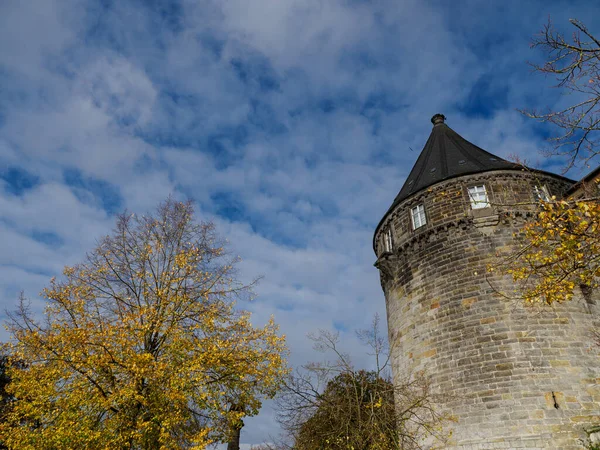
[{"left": 431, "top": 114, "right": 446, "bottom": 126}]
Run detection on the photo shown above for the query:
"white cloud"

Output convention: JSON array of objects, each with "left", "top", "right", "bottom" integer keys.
[{"left": 0, "top": 0, "right": 81, "bottom": 77}]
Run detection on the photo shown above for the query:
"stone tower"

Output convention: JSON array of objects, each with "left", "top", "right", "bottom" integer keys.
[{"left": 374, "top": 114, "right": 600, "bottom": 449}]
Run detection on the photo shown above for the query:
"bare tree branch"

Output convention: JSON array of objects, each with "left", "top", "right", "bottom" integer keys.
[{"left": 522, "top": 18, "right": 600, "bottom": 171}]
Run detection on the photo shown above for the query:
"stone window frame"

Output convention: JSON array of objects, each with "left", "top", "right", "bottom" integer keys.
[
  {"left": 410, "top": 204, "right": 427, "bottom": 230},
  {"left": 467, "top": 184, "right": 490, "bottom": 209},
  {"left": 381, "top": 226, "right": 394, "bottom": 254},
  {"left": 533, "top": 184, "right": 551, "bottom": 202}
]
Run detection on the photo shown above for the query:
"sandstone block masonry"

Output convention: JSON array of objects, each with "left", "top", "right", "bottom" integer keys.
[{"left": 374, "top": 170, "right": 600, "bottom": 449}]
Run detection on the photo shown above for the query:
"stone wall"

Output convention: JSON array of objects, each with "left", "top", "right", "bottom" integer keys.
[{"left": 375, "top": 170, "right": 600, "bottom": 449}]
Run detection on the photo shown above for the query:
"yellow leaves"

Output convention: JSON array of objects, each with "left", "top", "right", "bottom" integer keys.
[
  {"left": 2, "top": 199, "right": 288, "bottom": 449},
  {"left": 497, "top": 199, "right": 600, "bottom": 304}
]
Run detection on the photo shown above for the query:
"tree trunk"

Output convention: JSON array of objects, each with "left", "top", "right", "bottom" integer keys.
[{"left": 227, "top": 420, "right": 243, "bottom": 450}]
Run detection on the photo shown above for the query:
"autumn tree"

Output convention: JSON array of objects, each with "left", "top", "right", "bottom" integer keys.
[
  {"left": 291, "top": 370, "right": 398, "bottom": 449},
  {"left": 0, "top": 198, "right": 288, "bottom": 449},
  {"left": 275, "top": 316, "right": 448, "bottom": 450}
]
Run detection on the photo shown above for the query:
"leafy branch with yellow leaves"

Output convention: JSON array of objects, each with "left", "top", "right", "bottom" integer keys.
[{"left": 491, "top": 197, "right": 600, "bottom": 304}]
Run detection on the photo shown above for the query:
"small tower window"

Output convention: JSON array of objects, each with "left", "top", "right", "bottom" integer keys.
[
  {"left": 468, "top": 185, "right": 489, "bottom": 209},
  {"left": 410, "top": 204, "right": 426, "bottom": 229},
  {"left": 534, "top": 185, "right": 551, "bottom": 202},
  {"left": 382, "top": 228, "right": 393, "bottom": 253}
]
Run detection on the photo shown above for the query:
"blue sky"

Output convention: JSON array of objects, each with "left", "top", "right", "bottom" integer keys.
[{"left": 1, "top": 0, "right": 600, "bottom": 446}]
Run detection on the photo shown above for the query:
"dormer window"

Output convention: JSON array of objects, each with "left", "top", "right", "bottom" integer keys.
[
  {"left": 410, "top": 204, "right": 426, "bottom": 230},
  {"left": 382, "top": 228, "right": 393, "bottom": 253},
  {"left": 534, "top": 185, "right": 550, "bottom": 202},
  {"left": 468, "top": 185, "right": 489, "bottom": 209}
]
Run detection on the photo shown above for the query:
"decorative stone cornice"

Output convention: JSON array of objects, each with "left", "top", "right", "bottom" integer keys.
[
  {"left": 374, "top": 252, "right": 397, "bottom": 283},
  {"left": 373, "top": 169, "right": 572, "bottom": 253},
  {"left": 394, "top": 217, "right": 470, "bottom": 254}
]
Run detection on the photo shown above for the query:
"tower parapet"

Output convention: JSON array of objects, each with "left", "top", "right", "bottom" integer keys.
[{"left": 374, "top": 116, "right": 600, "bottom": 449}]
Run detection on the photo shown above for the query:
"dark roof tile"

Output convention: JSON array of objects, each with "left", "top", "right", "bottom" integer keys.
[{"left": 393, "top": 114, "right": 520, "bottom": 205}]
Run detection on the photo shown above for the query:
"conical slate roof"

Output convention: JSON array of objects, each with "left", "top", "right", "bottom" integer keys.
[
  {"left": 374, "top": 114, "right": 576, "bottom": 250},
  {"left": 392, "top": 114, "right": 520, "bottom": 206}
]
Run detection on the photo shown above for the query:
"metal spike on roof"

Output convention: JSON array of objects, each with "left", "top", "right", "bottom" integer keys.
[{"left": 392, "top": 114, "right": 520, "bottom": 205}]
